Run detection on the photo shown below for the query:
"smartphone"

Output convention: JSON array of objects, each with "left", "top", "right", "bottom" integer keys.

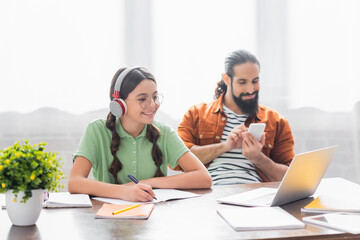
[
  {"left": 303, "top": 213, "right": 360, "bottom": 234},
  {"left": 248, "top": 123, "right": 266, "bottom": 141}
]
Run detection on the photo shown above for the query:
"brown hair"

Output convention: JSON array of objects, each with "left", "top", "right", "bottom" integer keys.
[
  {"left": 214, "top": 49, "right": 260, "bottom": 99},
  {"left": 106, "top": 67, "right": 164, "bottom": 184}
]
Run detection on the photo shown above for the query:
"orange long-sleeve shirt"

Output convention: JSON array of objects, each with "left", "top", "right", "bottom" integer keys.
[{"left": 177, "top": 94, "right": 295, "bottom": 182}]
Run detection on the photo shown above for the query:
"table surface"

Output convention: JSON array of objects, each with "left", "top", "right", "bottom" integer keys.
[{"left": 1, "top": 179, "right": 359, "bottom": 240}]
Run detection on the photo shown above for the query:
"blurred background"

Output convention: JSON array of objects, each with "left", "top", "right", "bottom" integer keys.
[{"left": 1, "top": 0, "right": 359, "bottom": 188}]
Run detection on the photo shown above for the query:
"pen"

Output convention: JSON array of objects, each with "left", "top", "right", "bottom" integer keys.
[
  {"left": 127, "top": 174, "right": 157, "bottom": 200},
  {"left": 112, "top": 204, "right": 140, "bottom": 215}
]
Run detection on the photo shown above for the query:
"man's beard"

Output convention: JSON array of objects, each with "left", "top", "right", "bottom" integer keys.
[{"left": 231, "top": 90, "right": 259, "bottom": 116}]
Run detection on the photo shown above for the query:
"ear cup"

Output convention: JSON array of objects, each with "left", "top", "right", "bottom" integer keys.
[
  {"left": 110, "top": 66, "right": 142, "bottom": 118},
  {"left": 109, "top": 98, "right": 128, "bottom": 117}
]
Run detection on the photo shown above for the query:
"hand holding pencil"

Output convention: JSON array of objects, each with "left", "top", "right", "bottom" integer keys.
[{"left": 126, "top": 175, "right": 157, "bottom": 202}]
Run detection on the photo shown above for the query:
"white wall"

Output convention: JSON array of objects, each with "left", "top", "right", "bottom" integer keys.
[{"left": 1, "top": 0, "right": 359, "bottom": 185}]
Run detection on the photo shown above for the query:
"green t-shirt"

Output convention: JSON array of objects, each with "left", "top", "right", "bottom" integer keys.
[{"left": 74, "top": 119, "right": 188, "bottom": 184}]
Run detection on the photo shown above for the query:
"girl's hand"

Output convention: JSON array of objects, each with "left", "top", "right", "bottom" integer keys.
[{"left": 120, "top": 182, "right": 156, "bottom": 202}]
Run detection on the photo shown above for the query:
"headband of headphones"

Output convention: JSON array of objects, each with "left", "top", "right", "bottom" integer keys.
[{"left": 112, "top": 66, "right": 142, "bottom": 99}]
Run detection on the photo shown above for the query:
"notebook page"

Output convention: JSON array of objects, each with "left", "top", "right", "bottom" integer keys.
[{"left": 93, "top": 189, "right": 200, "bottom": 205}]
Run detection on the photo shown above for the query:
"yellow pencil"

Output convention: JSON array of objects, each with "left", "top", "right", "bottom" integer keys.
[{"left": 112, "top": 204, "right": 141, "bottom": 215}]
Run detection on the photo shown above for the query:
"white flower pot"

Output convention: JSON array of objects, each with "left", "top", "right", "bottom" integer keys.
[{"left": 5, "top": 189, "right": 44, "bottom": 226}]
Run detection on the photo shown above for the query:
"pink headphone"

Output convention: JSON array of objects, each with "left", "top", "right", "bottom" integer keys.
[{"left": 109, "top": 66, "right": 141, "bottom": 117}]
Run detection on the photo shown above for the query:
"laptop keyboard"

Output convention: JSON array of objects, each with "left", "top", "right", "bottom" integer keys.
[{"left": 249, "top": 193, "right": 276, "bottom": 205}]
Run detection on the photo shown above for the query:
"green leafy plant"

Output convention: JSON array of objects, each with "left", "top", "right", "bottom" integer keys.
[{"left": 0, "top": 140, "right": 65, "bottom": 203}]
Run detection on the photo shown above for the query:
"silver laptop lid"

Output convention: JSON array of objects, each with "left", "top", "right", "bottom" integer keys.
[{"left": 271, "top": 145, "right": 338, "bottom": 206}]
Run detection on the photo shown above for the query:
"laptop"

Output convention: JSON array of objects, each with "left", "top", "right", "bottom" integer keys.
[{"left": 217, "top": 146, "right": 338, "bottom": 207}]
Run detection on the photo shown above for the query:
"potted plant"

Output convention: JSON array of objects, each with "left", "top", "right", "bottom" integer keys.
[{"left": 0, "top": 140, "right": 64, "bottom": 226}]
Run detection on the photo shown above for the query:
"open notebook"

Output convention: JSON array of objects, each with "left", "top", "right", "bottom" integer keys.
[
  {"left": 1, "top": 192, "right": 92, "bottom": 208},
  {"left": 93, "top": 189, "right": 201, "bottom": 205},
  {"left": 44, "top": 192, "right": 92, "bottom": 208}
]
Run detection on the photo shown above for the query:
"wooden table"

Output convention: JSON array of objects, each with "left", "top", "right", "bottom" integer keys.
[{"left": 1, "top": 180, "right": 359, "bottom": 240}]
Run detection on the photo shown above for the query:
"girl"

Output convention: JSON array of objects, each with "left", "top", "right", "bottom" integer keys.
[{"left": 68, "top": 67, "right": 212, "bottom": 202}]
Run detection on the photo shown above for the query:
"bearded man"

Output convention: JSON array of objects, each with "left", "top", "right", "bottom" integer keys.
[{"left": 177, "top": 49, "right": 295, "bottom": 185}]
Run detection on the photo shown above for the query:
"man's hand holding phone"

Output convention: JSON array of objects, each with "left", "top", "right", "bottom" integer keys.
[
  {"left": 242, "top": 123, "right": 266, "bottom": 163},
  {"left": 225, "top": 125, "right": 247, "bottom": 151},
  {"left": 226, "top": 123, "right": 266, "bottom": 153},
  {"left": 248, "top": 123, "right": 266, "bottom": 141}
]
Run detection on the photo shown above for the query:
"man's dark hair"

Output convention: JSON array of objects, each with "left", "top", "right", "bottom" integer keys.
[{"left": 215, "top": 49, "right": 260, "bottom": 99}]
